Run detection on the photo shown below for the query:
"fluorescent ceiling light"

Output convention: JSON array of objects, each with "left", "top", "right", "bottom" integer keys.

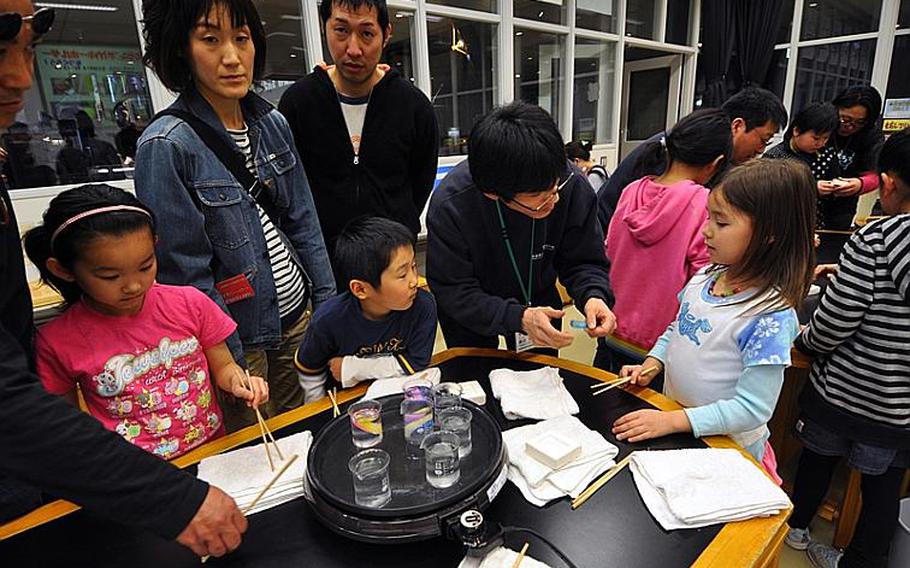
[{"left": 35, "top": 2, "right": 119, "bottom": 12}]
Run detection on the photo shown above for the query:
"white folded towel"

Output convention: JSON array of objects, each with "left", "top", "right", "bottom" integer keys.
[
  {"left": 489, "top": 367, "right": 579, "bottom": 420},
  {"left": 198, "top": 431, "right": 312, "bottom": 515},
  {"left": 630, "top": 448, "right": 791, "bottom": 530},
  {"left": 363, "top": 368, "right": 442, "bottom": 400},
  {"left": 458, "top": 546, "right": 552, "bottom": 568},
  {"left": 502, "top": 416, "right": 618, "bottom": 506}
]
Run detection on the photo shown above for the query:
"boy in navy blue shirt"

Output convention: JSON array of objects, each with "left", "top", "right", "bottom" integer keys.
[{"left": 295, "top": 217, "right": 437, "bottom": 399}]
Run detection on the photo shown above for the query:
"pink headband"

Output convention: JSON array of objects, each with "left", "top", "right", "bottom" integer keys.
[{"left": 50, "top": 205, "right": 152, "bottom": 247}]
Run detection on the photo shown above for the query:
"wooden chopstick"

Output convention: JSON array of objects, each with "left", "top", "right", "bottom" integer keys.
[
  {"left": 256, "top": 413, "right": 275, "bottom": 471},
  {"left": 256, "top": 411, "right": 284, "bottom": 461},
  {"left": 243, "top": 370, "right": 284, "bottom": 464},
  {"left": 592, "top": 377, "right": 631, "bottom": 396},
  {"left": 327, "top": 388, "right": 340, "bottom": 418},
  {"left": 201, "top": 454, "right": 300, "bottom": 563},
  {"left": 589, "top": 377, "right": 627, "bottom": 389},
  {"left": 570, "top": 453, "right": 633, "bottom": 510},
  {"left": 510, "top": 542, "right": 530, "bottom": 568}
]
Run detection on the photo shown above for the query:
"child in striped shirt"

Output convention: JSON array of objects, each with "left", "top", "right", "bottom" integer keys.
[{"left": 786, "top": 128, "right": 910, "bottom": 568}]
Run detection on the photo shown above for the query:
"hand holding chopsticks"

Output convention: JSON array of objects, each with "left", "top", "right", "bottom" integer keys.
[
  {"left": 243, "top": 371, "right": 283, "bottom": 470},
  {"left": 590, "top": 366, "right": 658, "bottom": 397}
]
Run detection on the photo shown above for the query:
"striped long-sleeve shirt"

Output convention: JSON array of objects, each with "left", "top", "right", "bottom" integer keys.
[{"left": 795, "top": 214, "right": 910, "bottom": 449}]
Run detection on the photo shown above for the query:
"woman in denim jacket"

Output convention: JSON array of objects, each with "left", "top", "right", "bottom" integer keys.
[{"left": 135, "top": 0, "right": 335, "bottom": 431}]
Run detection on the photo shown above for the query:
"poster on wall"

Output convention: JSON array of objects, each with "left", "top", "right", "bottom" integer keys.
[
  {"left": 883, "top": 98, "right": 910, "bottom": 132},
  {"left": 35, "top": 44, "right": 152, "bottom": 137}
]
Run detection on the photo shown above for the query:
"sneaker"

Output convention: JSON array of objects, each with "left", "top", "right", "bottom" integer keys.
[
  {"left": 807, "top": 542, "right": 843, "bottom": 568},
  {"left": 785, "top": 527, "right": 811, "bottom": 550}
]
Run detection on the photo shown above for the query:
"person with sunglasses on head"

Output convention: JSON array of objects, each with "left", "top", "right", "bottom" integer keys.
[
  {"left": 427, "top": 102, "right": 615, "bottom": 353},
  {"left": 0, "top": 0, "right": 245, "bottom": 559},
  {"left": 817, "top": 85, "right": 885, "bottom": 230}
]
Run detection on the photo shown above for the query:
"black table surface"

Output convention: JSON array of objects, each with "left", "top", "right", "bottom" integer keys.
[{"left": 2, "top": 355, "right": 733, "bottom": 568}]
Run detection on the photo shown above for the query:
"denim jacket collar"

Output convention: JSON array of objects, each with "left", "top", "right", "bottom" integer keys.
[{"left": 174, "top": 86, "right": 275, "bottom": 133}]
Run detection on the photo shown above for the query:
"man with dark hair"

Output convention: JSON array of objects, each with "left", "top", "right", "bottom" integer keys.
[
  {"left": 278, "top": 0, "right": 438, "bottom": 250},
  {"left": 427, "top": 102, "right": 615, "bottom": 352},
  {"left": 596, "top": 86, "right": 788, "bottom": 229},
  {"left": 0, "top": 0, "right": 245, "bottom": 559},
  {"left": 295, "top": 216, "right": 436, "bottom": 396}
]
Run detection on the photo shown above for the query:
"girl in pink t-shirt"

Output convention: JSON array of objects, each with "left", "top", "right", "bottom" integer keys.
[
  {"left": 598, "top": 109, "right": 732, "bottom": 373},
  {"left": 25, "top": 184, "right": 268, "bottom": 460}
]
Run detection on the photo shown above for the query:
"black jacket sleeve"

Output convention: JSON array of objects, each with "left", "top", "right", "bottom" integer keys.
[
  {"left": 409, "top": 95, "right": 439, "bottom": 219},
  {"left": 0, "top": 325, "right": 208, "bottom": 539}
]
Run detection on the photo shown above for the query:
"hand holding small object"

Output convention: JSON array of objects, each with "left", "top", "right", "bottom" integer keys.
[
  {"left": 619, "top": 357, "right": 663, "bottom": 387},
  {"left": 582, "top": 297, "right": 617, "bottom": 338},
  {"left": 230, "top": 367, "right": 269, "bottom": 408}
]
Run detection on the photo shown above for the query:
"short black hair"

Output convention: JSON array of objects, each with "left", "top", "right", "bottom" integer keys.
[
  {"left": 785, "top": 102, "right": 839, "bottom": 141},
  {"left": 878, "top": 127, "right": 910, "bottom": 189},
  {"left": 319, "top": 0, "right": 390, "bottom": 34},
  {"left": 141, "top": 0, "right": 267, "bottom": 93},
  {"left": 468, "top": 101, "right": 567, "bottom": 200},
  {"left": 832, "top": 85, "right": 883, "bottom": 129},
  {"left": 565, "top": 140, "right": 593, "bottom": 161},
  {"left": 334, "top": 216, "right": 415, "bottom": 289},
  {"left": 722, "top": 87, "right": 788, "bottom": 132}
]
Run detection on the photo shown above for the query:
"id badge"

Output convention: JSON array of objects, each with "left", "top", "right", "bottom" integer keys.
[
  {"left": 215, "top": 273, "right": 255, "bottom": 305},
  {"left": 513, "top": 332, "right": 534, "bottom": 353}
]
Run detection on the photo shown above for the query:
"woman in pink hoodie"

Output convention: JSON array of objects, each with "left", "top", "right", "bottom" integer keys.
[{"left": 596, "top": 109, "right": 732, "bottom": 372}]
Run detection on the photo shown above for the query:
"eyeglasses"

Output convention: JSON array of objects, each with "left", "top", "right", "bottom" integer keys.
[
  {"left": 838, "top": 114, "right": 867, "bottom": 129},
  {"left": 508, "top": 171, "right": 575, "bottom": 213},
  {"left": 0, "top": 8, "right": 55, "bottom": 42}
]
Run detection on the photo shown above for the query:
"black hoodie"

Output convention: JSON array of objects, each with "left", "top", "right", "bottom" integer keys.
[{"left": 278, "top": 67, "right": 439, "bottom": 246}]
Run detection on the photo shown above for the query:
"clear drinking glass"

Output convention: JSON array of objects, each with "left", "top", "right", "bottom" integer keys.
[
  {"left": 348, "top": 399, "right": 383, "bottom": 448},
  {"left": 432, "top": 382, "right": 463, "bottom": 414},
  {"left": 401, "top": 396, "right": 434, "bottom": 451},
  {"left": 422, "top": 430, "right": 461, "bottom": 488},
  {"left": 437, "top": 407, "right": 472, "bottom": 458},
  {"left": 402, "top": 376, "right": 434, "bottom": 401},
  {"left": 348, "top": 449, "right": 391, "bottom": 508}
]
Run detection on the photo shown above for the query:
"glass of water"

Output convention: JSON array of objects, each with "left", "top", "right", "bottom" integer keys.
[
  {"left": 402, "top": 375, "right": 434, "bottom": 401},
  {"left": 348, "top": 449, "right": 391, "bottom": 508},
  {"left": 432, "top": 382, "right": 463, "bottom": 414},
  {"left": 401, "top": 396, "right": 434, "bottom": 451},
  {"left": 421, "top": 430, "right": 461, "bottom": 489},
  {"left": 437, "top": 407, "right": 472, "bottom": 458},
  {"left": 348, "top": 399, "right": 383, "bottom": 448}
]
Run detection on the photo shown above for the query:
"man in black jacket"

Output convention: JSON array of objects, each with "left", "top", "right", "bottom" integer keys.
[
  {"left": 427, "top": 102, "right": 616, "bottom": 351},
  {"left": 278, "top": 0, "right": 438, "bottom": 250},
  {"left": 0, "top": 0, "right": 244, "bottom": 558}
]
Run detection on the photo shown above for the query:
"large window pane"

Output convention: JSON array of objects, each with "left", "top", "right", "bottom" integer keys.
[
  {"left": 514, "top": 0, "right": 565, "bottom": 25},
  {"left": 428, "top": 0, "right": 496, "bottom": 12},
  {"left": 766, "top": 49, "right": 789, "bottom": 100},
  {"left": 515, "top": 30, "right": 564, "bottom": 130},
  {"left": 572, "top": 39, "right": 616, "bottom": 144},
  {"left": 253, "top": 0, "right": 307, "bottom": 105},
  {"left": 576, "top": 0, "right": 616, "bottom": 33},
  {"left": 626, "top": 0, "right": 658, "bottom": 40},
  {"left": 792, "top": 39, "right": 876, "bottom": 114},
  {"left": 886, "top": 35, "right": 910, "bottom": 100},
  {"left": 899, "top": 0, "right": 910, "bottom": 29},
  {"left": 800, "top": 0, "right": 882, "bottom": 41},
  {"left": 428, "top": 18, "right": 497, "bottom": 156},
  {"left": 665, "top": 0, "right": 690, "bottom": 45},
  {"left": 777, "top": 0, "right": 795, "bottom": 43},
  {"left": 7, "top": 1, "right": 150, "bottom": 190}
]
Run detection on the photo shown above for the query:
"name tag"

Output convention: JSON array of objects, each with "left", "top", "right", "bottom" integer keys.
[
  {"left": 215, "top": 273, "right": 255, "bottom": 305},
  {"left": 514, "top": 332, "right": 534, "bottom": 353}
]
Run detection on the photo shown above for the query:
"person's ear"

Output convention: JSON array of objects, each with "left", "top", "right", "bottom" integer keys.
[
  {"left": 349, "top": 279, "right": 370, "bottom": 300},
  {"left": 880, "top": 172, "right": 896, "bottom": 198},
  {"left": 383, "top": 25, "right": 392, "bottom": 47},
  {"left": 730, "top": 117, "right": 747, "bottom": 137},
  {"left": 46, "top": 258, "right": 76, "bottom": 282}
]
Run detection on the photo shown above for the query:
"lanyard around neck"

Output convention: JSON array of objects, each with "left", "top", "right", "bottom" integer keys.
[{"left": 495, "top": 200, "right": 535, "bottom": 306}]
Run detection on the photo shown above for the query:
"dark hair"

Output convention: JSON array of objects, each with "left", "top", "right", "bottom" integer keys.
[
  {"left": 713, "top": 159, "right": 816, "bottom": 311},
  {"left": 565, "top": 140, "right": 593, "bottom": 162},
  {"left": 141, "top": 0, "right": 267, "bottom": 93},
  {"left": 721, "top": 87, "right": 788, "bottom": 132},
  {"left": 832, "top": 85, "right": 883, "bottom": 129},
  {"left": 23, "top": 184, "right": 157, "bottom": 305},
  {"left": 334, "top": 216, "right": 415, "bottom": 289},
  {"left": 468, "top": 102, "right": 567, "bottom": 200},
  {"left": 878, "top": 127, "right": 910, "bottom": 191},
  {"left": 785, "top": 102, "right": 839, "bottom": 141},
  {"left": 635, "top": 108, "right": 732, "bottom": 179},
  {"left": 319, "top": 0, "right": 390, "bottom": 34}
]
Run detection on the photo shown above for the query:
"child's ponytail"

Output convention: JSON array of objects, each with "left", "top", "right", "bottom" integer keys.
[{"left": 23, "top": 184, "right": 156, "bottom": 305}]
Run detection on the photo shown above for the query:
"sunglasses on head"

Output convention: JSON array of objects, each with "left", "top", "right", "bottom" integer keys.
[{"left": 0, "top": 8, "right": 55, "bottom": 42}]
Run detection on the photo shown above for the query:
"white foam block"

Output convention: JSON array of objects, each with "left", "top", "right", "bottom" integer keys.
[
  {"left": 461, "top": 381, "right": 487, "bottom": 405},
  {"left": 525, "top": 433, "right": 583, "bottom": 470}
]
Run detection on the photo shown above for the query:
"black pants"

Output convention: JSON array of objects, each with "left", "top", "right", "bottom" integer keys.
[{"left": 789, "top": 448, "right": 905, "bottom": 568}]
